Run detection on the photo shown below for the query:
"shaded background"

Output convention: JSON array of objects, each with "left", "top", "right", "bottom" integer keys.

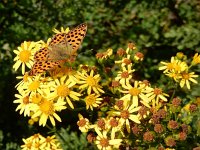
[{"left": 0, "top": 0, "right": 200, "bottom": 149}]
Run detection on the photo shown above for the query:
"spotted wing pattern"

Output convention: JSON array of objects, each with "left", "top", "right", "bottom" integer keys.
[{"left": 28, "top": 23, "right": 87, "bottom": 76}]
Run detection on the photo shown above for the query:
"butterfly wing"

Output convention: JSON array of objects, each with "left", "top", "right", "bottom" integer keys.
[
  {"left": 29, "top": 23, "right": 87, "bottom": 76},
  {"left": 28, "top": 60, "right": 61, "bottom": 75},
  {"left": 34, "top": 47, "right": 49, "bottom": 61},
  {"left": 65, "top": 23, "right": 87, "bottom": 55}
]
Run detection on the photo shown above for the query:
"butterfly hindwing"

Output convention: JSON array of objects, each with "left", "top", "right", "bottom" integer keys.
[{"left": 29, "top": 60, "right": 61, "bottom": 75}]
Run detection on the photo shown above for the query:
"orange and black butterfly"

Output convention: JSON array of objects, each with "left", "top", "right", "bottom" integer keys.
[{"left": 28, "top": 23, "right": 87, "bottom": 75}]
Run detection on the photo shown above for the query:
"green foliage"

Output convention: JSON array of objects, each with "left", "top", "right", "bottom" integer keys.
[{"left": 56, "top": 127, "right": 93, "bottom": 150}]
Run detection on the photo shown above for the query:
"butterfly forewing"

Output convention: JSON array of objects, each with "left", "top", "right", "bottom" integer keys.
[
  {"left": 65, "top": 23, "right": 87, "bottom": 54},
  {"left": 34, "top": 47, "right": 49, "bottom": 61},
  {"left": 49, "top": 33, "right": 67, "bottom": 46}
]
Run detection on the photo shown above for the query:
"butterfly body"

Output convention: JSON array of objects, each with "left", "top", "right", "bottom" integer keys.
[{"left": 29, "top": 23, "right": 87, "bottom": 75}]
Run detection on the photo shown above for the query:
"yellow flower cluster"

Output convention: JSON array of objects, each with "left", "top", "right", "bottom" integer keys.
[
  {"left": 159, "top": 53, "right": 199, "bottom": 89},
  {"left": 13, "top": 24, "right": 200, "bottom": 150},
  {"left": 13, "top": 27, "right": 106, "bottom": 128},
  {"left": 21, "top": 133, "right": 62, "bottom": 150}
]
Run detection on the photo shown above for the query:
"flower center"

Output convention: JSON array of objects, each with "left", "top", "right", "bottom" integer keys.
[
  {"left": 56, "top": 85, "right": 70, "bottom": 97},
  {"left": 110, "top": 118, "right": 118, "bottom": 127},
  {"left": 23, "top": 96, "right": 30, "bottom": 104},
  {"left": 26, "top": 142, "right": 32, "bottom": 148},
  {"left": 99, "top": 138, "right": 109, "bottom": 148},
  {"left": 97, "top": 119, "right": 105, "bottom": 129},
  {"left": 123, "top": 58, "right": 131, "bottom": 65},
  {"left": 182, "top": 73, "right": 190, "bottom": 79},
  {"left": 173, "top": 64, "right": 182, "bottom": 72},
  {"left": 77, "top": 119, "right": 86, "bottom": 127},
  {"left": 45, "top": 136, "right": 52, "bottom": 143},
  {"left": 167, "top": 63, "right": 174, "bottom": 70},
  {"left": 85, "top": 94, "right": 96, "bottom": 105},
  {"left": 121, "top": 110, "right": 130, "bottom": 119},
  {"left": 39, "top": 99, "right": 54, "bottom": 115},
  {"left": 154, "top": 88, "right": 162, "bottom": 95},
  {"left": 121, "top": 71, "right": 129, "bottom": 78},
  {"left": 86, "top": 76, "right": 96, "bottom": 86},
  {"left": 28, "top": 81, "right": 40, "bottom": 91},
  {"left": 31, "top": 93, "right": 42, "bottom": 104},
  {"left": 19, "top": 50, "right": 31, "bottom": 62},
  {"left": 129, "top": 87, "right": 140, "bottom": 96}
]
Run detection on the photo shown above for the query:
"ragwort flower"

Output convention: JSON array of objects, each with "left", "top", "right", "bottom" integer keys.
[
  {"left": 31, "top": 97, "right": 66, "bottom": 126},
  {"left": 109, "top": 99, "right": 141, "bottom": 133},
  {"left": 179, "top": 72, "right": 198, "bottom": 89},
  {"left": 49, "top": 75, "right": 81, "bottom": 109},
  {"left": 85, "top": 94, "right": 103, "bottom": 110},
  {"left": 120, "top": 80, "right": 151, "bottom": 107},
  {"left": 77, "top": 70, "right": 104, "bottom": 95},
  {"left": 115, "top": 65, "right": 135, "bottom": 86},
  {"left": 95, "top": 129, "right": 122, "bottom": 150},
  {"left": 13, "top": 41, "right": 44, "bottom": 74}
]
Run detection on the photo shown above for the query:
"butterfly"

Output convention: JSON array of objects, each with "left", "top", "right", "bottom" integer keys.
[{"left": 28, "top": 23, "right": 87, "bottom": 76}]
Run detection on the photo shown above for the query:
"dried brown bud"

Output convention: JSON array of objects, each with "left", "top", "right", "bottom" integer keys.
[
  {"left": 165, "top": 137, "right": 176, "bottom": 147},
  {"left": 132, "top": 125, "right": 140, "bottom": 135},
  {"left": 87, "top": 132, "right": 96, "bottom": 143},
  {"left": 172, "top": 97, "right": 181, "bottom": 107},
  {"left": 143, "top": 131, "right": 154, "bottom": 142},
  {"left": 117, "top": 48, "right": 126, "bottom": 56},
  {"left": 111, "top": 80, "right": 120, "bottom": 87},
  {"left": 168, "top": 120, "right": 179, "bottom": 130},
  {"left": 109, "top": 118, "right": 118, "bottom": 127},
  {"left": 97, "top": 118, "right": 105, "bottom": 130},
  {"left": 138, "top": 106, "right": 148, "bottom": 118},
  {"left": 179, "top": 132, "right": 187, "bottom": 141},
  {"left": 154, "top": 124, "right": 164, "bottom": 133},
  {"left": 96, "top": 52, "right": 104, "bottom": 59},
  {"left": 181, "top": 124, "right": 189, "bottom": 133},
  {"left": 189, "top": 104, "right": 197, "bottom": 112},
  {"left": 115, "top": 100, "right": 124, "bottom": 110},
  {"left": 128, "top": 42, "right": 136, "bottom": 50}
]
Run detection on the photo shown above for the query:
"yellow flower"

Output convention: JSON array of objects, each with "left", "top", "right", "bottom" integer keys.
[
  {"left": 13, "top": 41, "right": 44, "bottom": 74},
  {"left": 109, "top": 99, "right": 141, "bottom": 133},
  {"left": 115, "top": 65, "right": 135, "bottom": 86},
  {"left": 192, "top": 53, "right": 200, "bottom": 65},
  {"left": 159, "top": 57, "right": 188, "bottom": 73},
  {"left": 13, "top": 92, "right": 32, "bottom": 117},
  {"left": 21, "top": 75, "right": 49, "bottom": 97},
  {"left": 40, "top": 135, "right": 62, "bottom": 150},
  {"left": 102, "top": 48, "right": 113, "bottom": 59},
  {"left": 146, "top": 87, "right": 169, "bottom": 107},
  {"left": 49, "top": 75, "right": 81, "bottom": 109},
  {"left": 31, "top": 97, "right": 66, "bottom": 126},
  {"left": 15, "top": 73, "right": 30, "bottom": 91},
  {"left": 95, "top": 129, "right": 122, "bottom": 150},
  {"left": 52, "top": 27, "right": 70, "bottom": 34},
  {"left": 77, "top": 70, "right": 104, "bottom": 95},
  {"left": 77, "top": 114, "right": 90, "bottom": 132},
  {"left": 115, "top": 54, "right": 132, "bottom": 67},
  {"left": 179, "top": 72, "right": 198, "bottom": 89},
  {"left": 85, "top": 94, "right": 103, "bottom": 110},
  {"left": 21, "top": 134, "right": 62, "bottom": 150},
  {"left": 21, "top": 133, "right": 45, "bottom": 150},
  {"left": 107, "top": 117, "right": 121, "bottom": 139},
  {"left": 120, "top": 81, "right": 150, "bottom": 107}
]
